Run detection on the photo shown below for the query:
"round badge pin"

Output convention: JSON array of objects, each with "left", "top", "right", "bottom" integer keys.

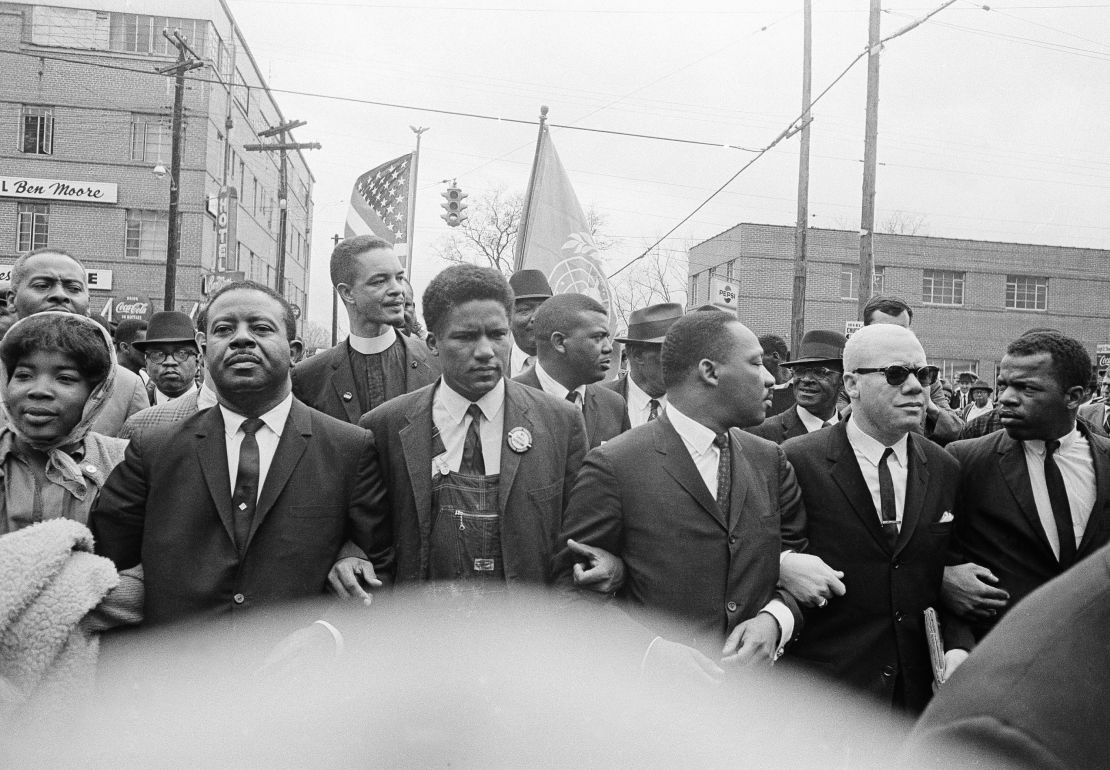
[{"left": 507, "top": 426, "right": 533, "bottom": 453}]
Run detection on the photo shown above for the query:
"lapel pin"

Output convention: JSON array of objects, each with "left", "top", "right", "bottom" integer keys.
[
  {"left": 507, "top": 426, "right": 532, "bottom": 453},
  {"left": 342, "top": 392, "right": 353, "bottom": 402}
]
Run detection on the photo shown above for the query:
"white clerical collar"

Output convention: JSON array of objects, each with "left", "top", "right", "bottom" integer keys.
[
  {"left": 220, "top": 392, "right": 293, "bottom": 438},
  {"left": 436, "top": 377, "right": 506, "bottom": 424},
  {"left": 349, "top": 327, "right": 398, "bottom": 355},
  {"left": 534, "top": 361, "right": 585, "bottom": 402},
  {"left": 796, "top": 404, "right": 838, "bottom": 433},
  {"left": 666, "top": 402, "right": 717, "bottom": 456},
  {"left": 846, "top": 415, "right": 908, "bottom": 468}
]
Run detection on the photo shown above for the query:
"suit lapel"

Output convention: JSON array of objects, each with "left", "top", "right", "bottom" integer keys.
[
  {"left": 194, "top": 408, "right": 237, "bottom": 546},
  {"left": 827, "top": 423, "right": 890, "bottom": 552},
  {"left": 996, "top": 434, "right": 1057, "bottom": 561},
  {"left": 894, "top": 435, "right": 929, "bottom": 556},
  {"left": 582, "top": 387, "right": 600, "bottom": 445},
  {"left": 401, "top": 333, "right": 435, "bottom": 390},
  {"left": 726, "top": 430, "right": 751, "bottom": 534},
  {"left": 399, "top": 387, "right": 436, "bottom": 543},
  {"left": 246, "top": 401, "right": 311, "bottom": 547},
  {"left": 329, "top": 343, "right": 363, "bottom": 423},
  {"left": 498, "top": 382, "right": 531, "bottom": 516},
  {"left": 657, "top": 415, "right": 726, "bottom": 531},
  {"left": 1080, "top": 429, "right": 1110, "bottom": 555}
]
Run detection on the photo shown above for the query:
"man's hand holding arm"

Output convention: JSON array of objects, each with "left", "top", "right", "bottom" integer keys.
[
  {"left": 942, "top": 562, "right": 1009, "bottom": 620},
  {"left": 778, "top": 551, "right": 846, "bottom": 607}
]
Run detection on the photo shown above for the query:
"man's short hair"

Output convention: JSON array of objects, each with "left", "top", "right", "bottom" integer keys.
[
  {"left": 197, "top": 280, "right": 297, "bottom": 342},
  {"left": 661, "top": 311, "right": 738, "bottom": 390},
  {"left": 862, "top": 295, "right": 913, "bottom": 325},
  {"left": 1006, "top": 331, "right": 1091, "bottom": 393},
  {"left": 114, "top": 318, "right": 148, "bottom": 345},
  {"left": 533, "top": 293, "right": 607, "bottom": 346},
  {"left": 1, "top": 313, "right": 111, "bottom": 386},
  {"left": 330, "top": 235, "right": 393, "bottom": 288},
  {"left": 422, "top": 264, "right": 513, "bottom": 337},
  {"left": 758, "top": 333, "right": 789, "bottom": 360},
  {"left": 10, "top": 247, "right": 85, "bottom": 291}
]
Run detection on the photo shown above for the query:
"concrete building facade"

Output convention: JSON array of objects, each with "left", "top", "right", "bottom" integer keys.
[
  {"left": 688, "top": 223, "right": 1110, "bottom": 382},
  {"left": 0, "top": 0, "right": 313, "bottom": 322}
]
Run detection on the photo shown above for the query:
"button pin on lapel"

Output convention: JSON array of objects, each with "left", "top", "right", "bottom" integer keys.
[
  {"left": 410, "top": 361, "right": 418, "bottom": 369},
  {"left": 342, "top": 392, "right": 353, "bottom": 402}
]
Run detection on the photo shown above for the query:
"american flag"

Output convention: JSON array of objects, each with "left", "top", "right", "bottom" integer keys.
[{"left": 345, "top": 152, "right": 413, "bottom": 263}]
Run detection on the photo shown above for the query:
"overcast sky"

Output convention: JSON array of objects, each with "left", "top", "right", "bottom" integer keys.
[{"left": 225, "top": 0, "right": 1110, "bottom": 332}]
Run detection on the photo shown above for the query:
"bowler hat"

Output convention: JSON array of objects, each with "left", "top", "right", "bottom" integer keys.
[
  {"left": 509, "top": 269, "right": 553, "bottom": 301},
  {"left": 614, "top": 303, "right": 684, "bottom": 344},
  {"left": 781, "top": 330, "right": 846, "bottom": 367},
  {"left": 132, "top": 311, "right": 197, "bottom": 351},
  {"left": 968, "top": 379, "right": 992, "bottom": 394},
  {"left": 956, "top": 371, "right": 977, "bottom": 383}
]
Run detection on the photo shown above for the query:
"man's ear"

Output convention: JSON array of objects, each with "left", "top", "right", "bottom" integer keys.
[
  {"left": 425, "top": 332, "right": 439, "bottom": 356},
  {"left": 697, "top": 358, "right": 718, "bottom": 386},
  {"left": 550, "top": 331, "right": 567, "bottom": 355},
  {"left": 842, "top": 372, "right": 861, "bottom": 400},
  {"left": 1064, "top": 384, "right": 1087, "bottom": 411},
  {"left": 195, "top": 330, "right": 206, "bottom": 355},
  {"left": 289, "top": 339, "right": 304, "bottom": 362},
  {"left": 336, "top": 283, "right": 355, "bottom": 305}
]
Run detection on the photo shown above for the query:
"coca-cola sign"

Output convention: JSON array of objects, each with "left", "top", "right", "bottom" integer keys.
[{"left": 113, "top": 295, "right": 153, "bottom": 321}]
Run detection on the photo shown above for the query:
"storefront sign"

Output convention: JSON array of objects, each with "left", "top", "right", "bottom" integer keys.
[
  {"left": 0, "top": 176, "right": 118, "bottom": 204},
  {"left": 113, "top": 295, "right": 153, "bottom": 322},
  {"left": 215, "top": 186, "right": 239, "bottom": 271},
  {"left": 0, "top": 265, "right": 112, "bottom": 290}
]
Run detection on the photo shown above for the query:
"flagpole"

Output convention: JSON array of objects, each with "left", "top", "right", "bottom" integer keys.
[
  {"left": 514, "top": 104, "right": 548, "bottom": 273},
  {"left": 406, "top": 126, "right": 429, "bottom": 275}
]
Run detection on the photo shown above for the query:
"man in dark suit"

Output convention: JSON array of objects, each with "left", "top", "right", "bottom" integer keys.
[
  {"left": 507, "top": 269, "right": 552, "bottom": 377},
  {"left": 605, "top": 303, "right": 681, "bottom": 428},
  {"left": 782, "top": 324, "right": 966, "bottom": 713},
  {"left": 513, "top": 293, "right": 628, "bottom": 448},
  {"left": 759, "top": 333, "right": 795, "bottom": 418},
  {"left": 942, "top": 331, "right": 1110, "bottom": 642},
  {"left": 555, "top": 310, "right": 806, "bottom": 678},
  {"left": 91, "top": 281, "right": 392, "bottom": 629},
  {"left": 748, "top": 330, "right": 845, "bottom": 445},
  {"left": 1078, "top": 392, "right": 1110, "bottom": 438},
  {"left": 291, "top": 235, "right": 438, "bottom": 423}
]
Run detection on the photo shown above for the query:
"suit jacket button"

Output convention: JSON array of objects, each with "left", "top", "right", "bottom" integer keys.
[
  {"left": 892, "top": 560, "right": 901, "bottom": 569},
  {"left": 233, "top": 593, "right": 245, "bottom": 605},
  {"left": 726, "top": 601, "right": 738, "bottom": 612},
  {"left": 342, "top": 392, "right": 353, "bottom": 402},
  {"left": 894, "top": 611, "right": 904, "bottom": 622},
  {"left": 728, "top": 535, "right": 737, "bottom": 545},
  {"left": 882, "top": 665, "right": 896, "bottom": 678}
]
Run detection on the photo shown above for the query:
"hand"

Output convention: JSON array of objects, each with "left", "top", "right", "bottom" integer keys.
[
  {"left": 941, "top": 648, "right": 969, "bottom": 684},
  {"left": 942, "top": 563, "right": 1009, "bottom": 620},
  {"left": 721, "top": 612, "right": 779, "bottom": 668},
  {"left": 328, "top": 557, "right": 382, "bottom": 605},
  {"left": 644, "top": 638, "right": 724, "bottom": 685},
  {"left": 258, "top": 622, "right": 339, "bottom": 677},
  {"left": 567, "top": 538, "right": 626, "bottom": 594},
  {"left": 778, "top": 552, "right": 846, "bottom": 607},
  {"left": 923, "top": 383, "right": 941, "bottom": 417}
]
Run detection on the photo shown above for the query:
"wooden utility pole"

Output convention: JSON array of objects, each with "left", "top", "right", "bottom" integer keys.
[
  {"left": 156, "top": 29, "right": 202, "bottom": 311},
  {"left": 790, "top": 0, "right": 813, "bottom": 357},
  {"left": 331, "top": 232, "right": 341, "bottom": 346},
  {"left": 857, "top": 0, "right": 882, "bottom": 321}
]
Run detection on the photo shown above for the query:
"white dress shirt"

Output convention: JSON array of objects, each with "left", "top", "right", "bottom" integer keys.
[
  {"left": 796, "top": 405, "right": 839, "bottom": 434},
  {"left": 666, "top": 403, "right": 794, "bottom": 648},
  {"left": 197, "top": 382, "right": 219, "bottom": 410},
  {"left": 846, "top": 417, "right": 909, "bottom": 529},
  {"left": 222, "top": 393, "right": 293, "bottom": 501},
  {"left": 349, "top": 327, "right": 398, "bottom": 355},
  {"left": 431, "top": 378, "right": 506, "bottom": 477},
  {"left": 625, "top": 374, "right": 666, "bottom": 428},
  {"left": 534, "top": 361, "right": 585, "bottom": 407},
  {"left": 1021, "top": 427, "right": 1096, "bottom": 559},
  {"left": 509, "top": 344, "right": 534, "bottom": 378},
  {"left": 964, "top": 401, "right": 993, "bottom": 422}
]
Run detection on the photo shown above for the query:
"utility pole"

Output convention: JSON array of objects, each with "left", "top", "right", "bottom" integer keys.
[
  {"left": 156, "top": 29, "right": 202, "bottom": 312},
  {"left": 857, "top": 0, "right": 882, "bottom": 321},
  {"left": 244, "top": 121, "right": 320, "bottom": 298},
  {"left": 407, "top": 126, "right": 429, "bottom": 276},
  {"left": 790, "top": 0, "right": 813, "bottom": 357},
  {"left": 331, "top": 232, "right": 341, "bottom": 346}
]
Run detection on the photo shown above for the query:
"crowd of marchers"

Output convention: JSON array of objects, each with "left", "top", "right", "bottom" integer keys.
[{"left": 1, "top": 236, "right": 1108, "bottom": 766}]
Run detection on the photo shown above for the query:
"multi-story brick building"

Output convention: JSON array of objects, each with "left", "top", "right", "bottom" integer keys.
[
  {"left": 0, "top": 0, "right": 313, "bottom": 323},
  {"left": 688, "top": 223, "right": 1110, "bottom": 382}
]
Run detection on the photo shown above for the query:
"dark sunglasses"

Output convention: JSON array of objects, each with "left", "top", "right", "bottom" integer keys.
[{"left": 852, "top": 365, "right": 939, "bottom": 387}]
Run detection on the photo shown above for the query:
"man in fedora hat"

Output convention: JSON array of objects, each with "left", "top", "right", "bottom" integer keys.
[
  {"left": 133, "top": 311, "right": 200, "bottom": 406},
  {"left": 748, "top": 330, "right": 846, "bottom": 445},
  {"left": 605, "top": 303, "right": 682, "bottom": 428},
  {"left": 507, "top": 269, "right": 553, "bottom": 377},
  {"left": 959, "top": 379, "right": 994, "bottom": 422}
]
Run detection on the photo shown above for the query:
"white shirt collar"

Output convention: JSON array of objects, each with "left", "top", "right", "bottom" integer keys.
[
  {"left": 197, "top": 382, "right": 219, "bottom": 410},
  {"left": 845, "top": 415, "right": 908, "bottom": 468},
  {"left": 796, "top": 404, "right": 838, "bottom": 433},
  {"left": 534, "top": 361, "right": 585, "bottom": 402},
  {"left": 666, "top": 402, "right": 718, "bottom": 456},
  {"left": 1023, "top": 424, "right": 1081, "bottom": 457},
  {"left": 436, "top": 377, "right": 506, "bottom": 424},
  {"left": 626, "top": 372, "right": 665, "bottom": 409},
  {"left": 349, "top": 327, "right": 398, "bottom": 355},
  {"left": 221, "top": 393, "right": 293, "bottom": 438}
]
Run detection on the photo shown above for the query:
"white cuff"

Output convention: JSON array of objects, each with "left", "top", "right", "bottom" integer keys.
[
  {"left": 314, "top": 619, "right": 345, "bottom": 657},
  {"left": 760, "top": 599, "right": 794, "bottom": 655}
]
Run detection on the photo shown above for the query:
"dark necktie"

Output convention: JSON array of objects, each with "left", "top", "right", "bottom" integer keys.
[
  {"left": 460, "top": 403, "right": 485, "bottom": 475},
  {"left": 648, "top": 399, "right": 660, "bottom": 422},
  {"left": 714, "top": 432, "right": 732, "bottom": 516},
  {"left": 878, "top": 447, "right": 899, "bottom": 548},
  {"left": 232, "top": 417, "right": 265, "bottom": 552},
  {"left": 1044, "top": 440, "right": 1076, "bottom": 566},
  {"left": 565, "top": 390, "right": 581, "bottom": 407}
]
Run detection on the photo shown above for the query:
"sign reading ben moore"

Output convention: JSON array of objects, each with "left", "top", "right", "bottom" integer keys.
[{"left": 0, "top": 177, "right": 118, "bottom": 204}]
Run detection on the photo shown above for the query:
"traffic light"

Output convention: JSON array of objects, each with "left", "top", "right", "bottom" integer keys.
[{"left": 440, "top": 182, "right": 468, "bottom": 227}]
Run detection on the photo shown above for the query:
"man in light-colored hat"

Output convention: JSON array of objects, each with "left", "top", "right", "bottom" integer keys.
[
  {"left": 748, "top": 330, "right": 845, "bottom": 445},
  {"left": 959, "top": 379, "right": 994, "bottom": 422},
  {"left": 133, "top": 311, "right": 200, "bottom": 405},
  {"left": 507, "top": 269, "right": 553, "bottom": 377},
  {"left": 605, "top": 303, "right": 682, "bottom": 428}
]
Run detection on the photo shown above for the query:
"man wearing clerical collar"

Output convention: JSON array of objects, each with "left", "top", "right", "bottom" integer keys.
[{"left": 292, "top": 235, "right": 438, "bottom": 423}]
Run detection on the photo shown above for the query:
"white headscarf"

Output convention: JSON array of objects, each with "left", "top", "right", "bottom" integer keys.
[{"left": 0, "top": 312, "right": 117, "bottom": 500}]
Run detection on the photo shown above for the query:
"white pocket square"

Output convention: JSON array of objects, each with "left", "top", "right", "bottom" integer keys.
[{"left": 938, "top": 511, "right": 954, "bottom": 523}]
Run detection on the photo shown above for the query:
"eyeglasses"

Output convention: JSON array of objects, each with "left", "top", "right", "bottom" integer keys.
[
  {"left": 792, "top": 365, "right": 841, "bottom": 380},
  {"left": 145, "top": 348, "right": 197, "bottom": 364},
  {"left": 852, "top": 365, "right": 939, "bottom": 387}
]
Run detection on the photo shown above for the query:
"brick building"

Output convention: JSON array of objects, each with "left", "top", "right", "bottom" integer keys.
[
  {"left": 688, "top": 223, "right": 1110, "bottom": 382},
  {"left": 0, "top": 0, "right": 313, "bottom": 322}
]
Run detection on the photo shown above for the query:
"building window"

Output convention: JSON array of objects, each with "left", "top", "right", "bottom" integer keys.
[
  {"left": 20, "top": 106, "right": 54, "bottom": 155},
  {"left": 131, "top": 115, "right": 170, "bottom": 162},
  {"left": 125, "top": 210, "right": 168, "bottom": 259},
  {"left": 1005, "top": 275, "right": 1048, "bottom": 311},
  {"left": 109, "top": 13, "right": 206, "bottom": 57},
  {"left": 688, "top": 273, "right": 699, "bottom": 306},
  {"left": 922, "top": 269, "right": 964, "bottom": 306},
  {"left": 17, "top": 204, "right": 49, "bottom": 252},
  {"left": 936, "top": 359, "right": 979, "bottom": 384},
  {"left": 840, "top": 265, "right": 885, "bottom": 300}
]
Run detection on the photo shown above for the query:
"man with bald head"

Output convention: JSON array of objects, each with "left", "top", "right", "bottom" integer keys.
[{"left": 782, "top": 324, "right": 967, "bottom": 713}]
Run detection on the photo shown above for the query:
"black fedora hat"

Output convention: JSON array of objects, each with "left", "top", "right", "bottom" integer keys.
[
  {"left": 781, "top": 330, "right": 846, "bottom": 366},
  {"left": 509, "top": 269, "right": 553, "bottom": 301},
  {"left": 132, "top": 311, "right": 197, "bottom": 351},
  {"left": 968, "top": 379, "right": 992, "bottom": 394},
  {"left": 614, "top": 303, "right": 684, "bottom": 344}
]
